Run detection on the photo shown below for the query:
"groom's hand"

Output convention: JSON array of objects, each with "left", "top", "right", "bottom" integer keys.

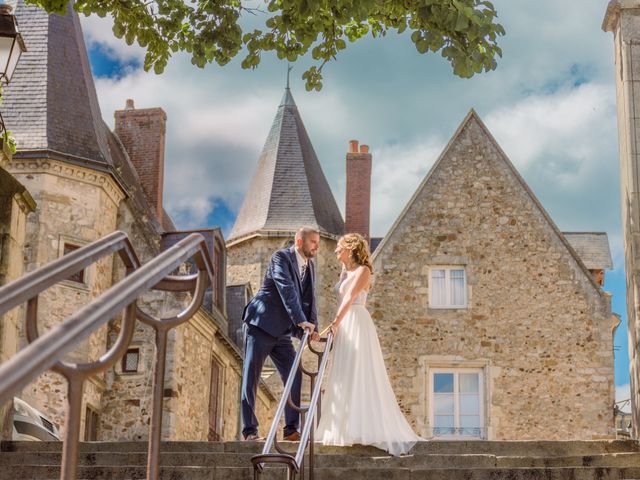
[{"left": 299, "top": 321, "right": 315, "bottom": 335}]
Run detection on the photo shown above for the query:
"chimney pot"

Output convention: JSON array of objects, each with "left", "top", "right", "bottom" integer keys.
[
  {"left": 125, "top": 99, "right": 135, "bottom": 110},
  {"left": 360, "top": 144, "right": 369, "bottom": 154},
  {"left": 349, "top": 139, "right": 359, "bottom": 153}
]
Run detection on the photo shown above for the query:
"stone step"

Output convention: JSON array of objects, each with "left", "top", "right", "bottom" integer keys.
[
  {"left": 2, "top": 465, "right": 640, "bottom": 480},
  {"left": 2, "top": 451, "right": 640, "bottom": 469},
  {"left": 3, "top": 440, "right": 638, "bottom": 456}
]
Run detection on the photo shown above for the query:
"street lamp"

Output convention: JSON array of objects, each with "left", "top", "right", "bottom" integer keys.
[
  {"left": 0, "top": 3, "right": 25, "bottom": 84},
  {"left": 0, "top": 3, "right": 25, "bottom": 151}
]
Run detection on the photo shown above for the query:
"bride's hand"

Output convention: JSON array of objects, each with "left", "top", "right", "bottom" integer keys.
[{"left": 330, "top": 322, "right": 339, "bottom": 337}]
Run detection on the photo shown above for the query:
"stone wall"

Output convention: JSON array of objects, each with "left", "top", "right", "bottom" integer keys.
[
  {"left": 0, "top": 156, "right": 35, "bottom": 439},
  {"left": 166, "top": 310, "right": 275, "bottom": 440},
  {"left": 369, "top": 114, "right": 615, "bottom": 440},
  {"left": 6, "top": 157, "right": 122, "bottom": 435}
]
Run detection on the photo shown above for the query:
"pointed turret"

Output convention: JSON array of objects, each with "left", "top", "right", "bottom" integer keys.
[
  {"left": 2, "top": 0, "right": 173, "bottom": 229},
  {"left": 4, "top": 0, "right": 112, "bottom": 167},
  {"left": 228, "top": 86, "right": 344, "bottom": 242}
]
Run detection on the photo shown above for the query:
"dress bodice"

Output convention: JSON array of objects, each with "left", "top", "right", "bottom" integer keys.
[{"left": 337, "top": 267, "right": 369, "bottom": 305}]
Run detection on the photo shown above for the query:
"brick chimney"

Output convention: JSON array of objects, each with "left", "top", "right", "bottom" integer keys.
[
  {"left": 345, "top": 140, "right": 372, "bottom": 240},
  {"left": 114, "top": 99, "right": 167, "bottom": 221}
]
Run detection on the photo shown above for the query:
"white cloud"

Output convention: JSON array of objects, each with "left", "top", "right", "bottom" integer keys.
[
  {"left": 370, "top": 139, "right": 444, "bottom": 237},
  {"left": 80, "top": 13, "right": 145, "bottom": 64},
  {"left": 485, "top": 82, "right": 616, "bottom": 182}
]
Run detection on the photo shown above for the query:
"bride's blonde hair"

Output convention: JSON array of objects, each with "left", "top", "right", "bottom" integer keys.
[{"left": 339, "top": 233, "right": 374, "bottom": 273}]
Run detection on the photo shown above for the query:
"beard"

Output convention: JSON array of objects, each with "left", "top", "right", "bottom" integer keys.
[{"left": 301, "top": 244, "right": 317, "bottom": 258}]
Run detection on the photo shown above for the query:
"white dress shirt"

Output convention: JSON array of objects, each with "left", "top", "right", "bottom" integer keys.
[{"left": 294, "top": 248, "right": 308, "bottom": 280}]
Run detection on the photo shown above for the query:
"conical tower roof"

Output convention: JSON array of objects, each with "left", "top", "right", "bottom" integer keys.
[
  {"left": 228, "top": 87, "right": 344, "bottom": 242},
  {"left": 3, "top": 0, "right": 172, "bottom": 231},
  {"left": 4, "top": 0, "right": 112, "bottom": 168}
]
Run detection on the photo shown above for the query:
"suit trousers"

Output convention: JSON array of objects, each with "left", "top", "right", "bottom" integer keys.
[{"left": 241, "top": 324, "right": 301, "bottom": 438}]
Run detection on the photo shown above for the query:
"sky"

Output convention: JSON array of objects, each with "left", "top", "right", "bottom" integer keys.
[{"left": 80, "top": 1, "right": 631, "bottom": 407}]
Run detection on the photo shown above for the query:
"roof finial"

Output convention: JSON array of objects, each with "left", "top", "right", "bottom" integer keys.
[{"left": 286, "top": 64, "right": 293, "bottom": 89}]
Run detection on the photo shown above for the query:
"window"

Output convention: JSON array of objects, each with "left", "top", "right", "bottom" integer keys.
[
  {"left": 122, "top": 348, "right": 140, "bottom": 373},
  {"left": 429, "top": 267, "right": 467, "bottom": 308},
  {"left": 214, "top": 243, "right": 224, "bottom": 310},
  {"left": 63, "top": 243, "right": 85, "bottom": 284},
  {"left": 208, "top": 357, "right": 223, "bottom": 441},
  {"left": 84, "top": 406, "right": 99, "bottom": 441},
  {"left": 430, "top": 369, "right": 483, "bottom": 438}
]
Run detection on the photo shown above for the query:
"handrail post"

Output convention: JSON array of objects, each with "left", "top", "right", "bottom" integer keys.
[
  {"left": 147, "top": 326, "right": 169, "bottom": 480},
  {"left": 252, "top": 332, "right": 333, "bottom": 480},
  {"left": 60, "top": 376, "right": 83, "bottom": 480}
]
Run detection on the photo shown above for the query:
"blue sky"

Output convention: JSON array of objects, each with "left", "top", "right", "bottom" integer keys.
[{"left": 83, "top": 0, "right": 631, "bottom": 401}]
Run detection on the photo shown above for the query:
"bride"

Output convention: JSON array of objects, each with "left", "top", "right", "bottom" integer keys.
[{"left": 315, "top": 233, "right": 422, "bottom": 456}]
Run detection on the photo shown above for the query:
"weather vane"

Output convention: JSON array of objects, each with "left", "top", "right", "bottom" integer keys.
[{"left": 286, "top": 64, "right": 293, "bottom": 89}]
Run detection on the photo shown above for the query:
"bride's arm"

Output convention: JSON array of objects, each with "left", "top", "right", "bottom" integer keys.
[{"left": 331, "top": 267, "right": 371, "bottom": 331}]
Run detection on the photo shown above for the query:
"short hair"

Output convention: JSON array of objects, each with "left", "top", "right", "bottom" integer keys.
[{"left": 295, "top": 226, "right": 320, "bottom": 241}]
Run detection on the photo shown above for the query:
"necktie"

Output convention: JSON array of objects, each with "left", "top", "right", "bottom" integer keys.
[{"left": 301, "top": 262, "right": 307, "bottom": 282}]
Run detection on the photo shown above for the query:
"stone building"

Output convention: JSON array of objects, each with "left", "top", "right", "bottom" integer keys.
[
  {"left": 1, "top": 0, "right": 275, "bottom": 441},
  {"left": 369, "top": 111, "right": 616, "bottom": 440},
  {"left": 603, "top": 0, "right": 640, "bottom": 439},
  {"left": 224, "top": 76, "right": 617, "bottom": 440}
]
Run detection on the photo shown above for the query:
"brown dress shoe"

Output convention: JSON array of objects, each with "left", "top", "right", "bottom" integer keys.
[{"left": 283, "top": 431, "right": 301, "bottom": 441}]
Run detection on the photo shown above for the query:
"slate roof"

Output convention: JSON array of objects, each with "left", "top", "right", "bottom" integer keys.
[
  {"left": 4, "top": 0, "right": 170, "bottom": 234},
  {"left": 228, "top": 87, "right": 344, "bottom": 242},
  {"left": 5, "top": 0, "right": 111, "bottom": 166},
  {"left": 563, "top": 232, "right": 613, "bottom": 270}
]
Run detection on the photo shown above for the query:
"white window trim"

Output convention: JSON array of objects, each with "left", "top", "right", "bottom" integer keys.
[
  {"left": 428, "top": 367, "right": 485, "bottom": 440},
  {"left": 428, "top": 266, "right": 467, "bottom": 309}
]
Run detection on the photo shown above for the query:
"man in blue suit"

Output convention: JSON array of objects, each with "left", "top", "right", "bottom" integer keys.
[{"left": 241, "top": 226, "right": 321, "bottom": 441}]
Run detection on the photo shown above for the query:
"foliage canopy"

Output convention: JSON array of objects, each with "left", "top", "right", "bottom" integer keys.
[{"left": 34, "top": 0, "right": 505, "bottom": 90}]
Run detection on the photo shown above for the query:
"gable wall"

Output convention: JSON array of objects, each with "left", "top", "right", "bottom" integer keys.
[{"left": 369, "top": 117, "right": 615, "bottom": 440}]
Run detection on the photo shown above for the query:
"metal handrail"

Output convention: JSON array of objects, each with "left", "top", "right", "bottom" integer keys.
[
  {"left": 251, "top": 331, "right": 334, "bottom": 480},
  {"left": 0, "top": 231, "right": 214, "bottom": 480},
  {"left": 262, "top": 330, "right": 310, "bottom": 456}
]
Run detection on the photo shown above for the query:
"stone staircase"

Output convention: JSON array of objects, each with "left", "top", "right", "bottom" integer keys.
[{"left": 1, "top": 439, "right": 640, "bottom": 479}]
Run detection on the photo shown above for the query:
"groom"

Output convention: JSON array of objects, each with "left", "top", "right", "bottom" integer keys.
[{"left": 241, "top": 226, "right": 321, "bottom": 441}]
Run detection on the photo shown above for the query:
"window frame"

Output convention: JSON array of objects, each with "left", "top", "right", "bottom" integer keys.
[
  {"left": 84, "top": 404, "right": 99, "bottom": 441},
  {"left": 58, "top": 236, "right": 92, "bottom": 290},
  {"left": 428, "top": 367, "right": 485, "bottom": 439},
  {"left": 428, "top": 266, "right": 468, "bottom": 309},
  {"left": 62, "top": 243, "right": 86, "bottom": 285},
  {"left": 121, "top": 347, "right": 141, "bottom": 374}
]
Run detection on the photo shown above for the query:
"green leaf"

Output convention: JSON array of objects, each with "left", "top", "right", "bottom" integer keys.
[{"left": 416, "top": 39, "right": 428, "bottom": 54}]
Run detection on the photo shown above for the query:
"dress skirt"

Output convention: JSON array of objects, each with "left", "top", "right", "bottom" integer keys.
[{"left": 315, "top": 304, "right": 421, "bottom": 456}]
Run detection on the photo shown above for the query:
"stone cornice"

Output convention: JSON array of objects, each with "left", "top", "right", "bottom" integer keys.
[
  {"left": 603, "top": 0, "right": 640, "bottom": 32},
  {"left": 15, "top": 189, "right": 36, "bottom": 214},
  {"left": 9, "top": 157, "right": 125, "bottom": 205}
]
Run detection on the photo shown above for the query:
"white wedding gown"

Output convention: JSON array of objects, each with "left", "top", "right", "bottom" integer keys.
[{"left": 315, "top": 267, "right": 422, "bottom": 456}]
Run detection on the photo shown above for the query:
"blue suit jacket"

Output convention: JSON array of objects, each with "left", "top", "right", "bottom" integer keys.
[{"left": 243, "top": 246, "right": 318, "bottom": 338}]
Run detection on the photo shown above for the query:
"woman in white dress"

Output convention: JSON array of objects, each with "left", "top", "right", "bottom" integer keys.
[{"left": 315, "top": 233, "right": 422, "bottom": 456}]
